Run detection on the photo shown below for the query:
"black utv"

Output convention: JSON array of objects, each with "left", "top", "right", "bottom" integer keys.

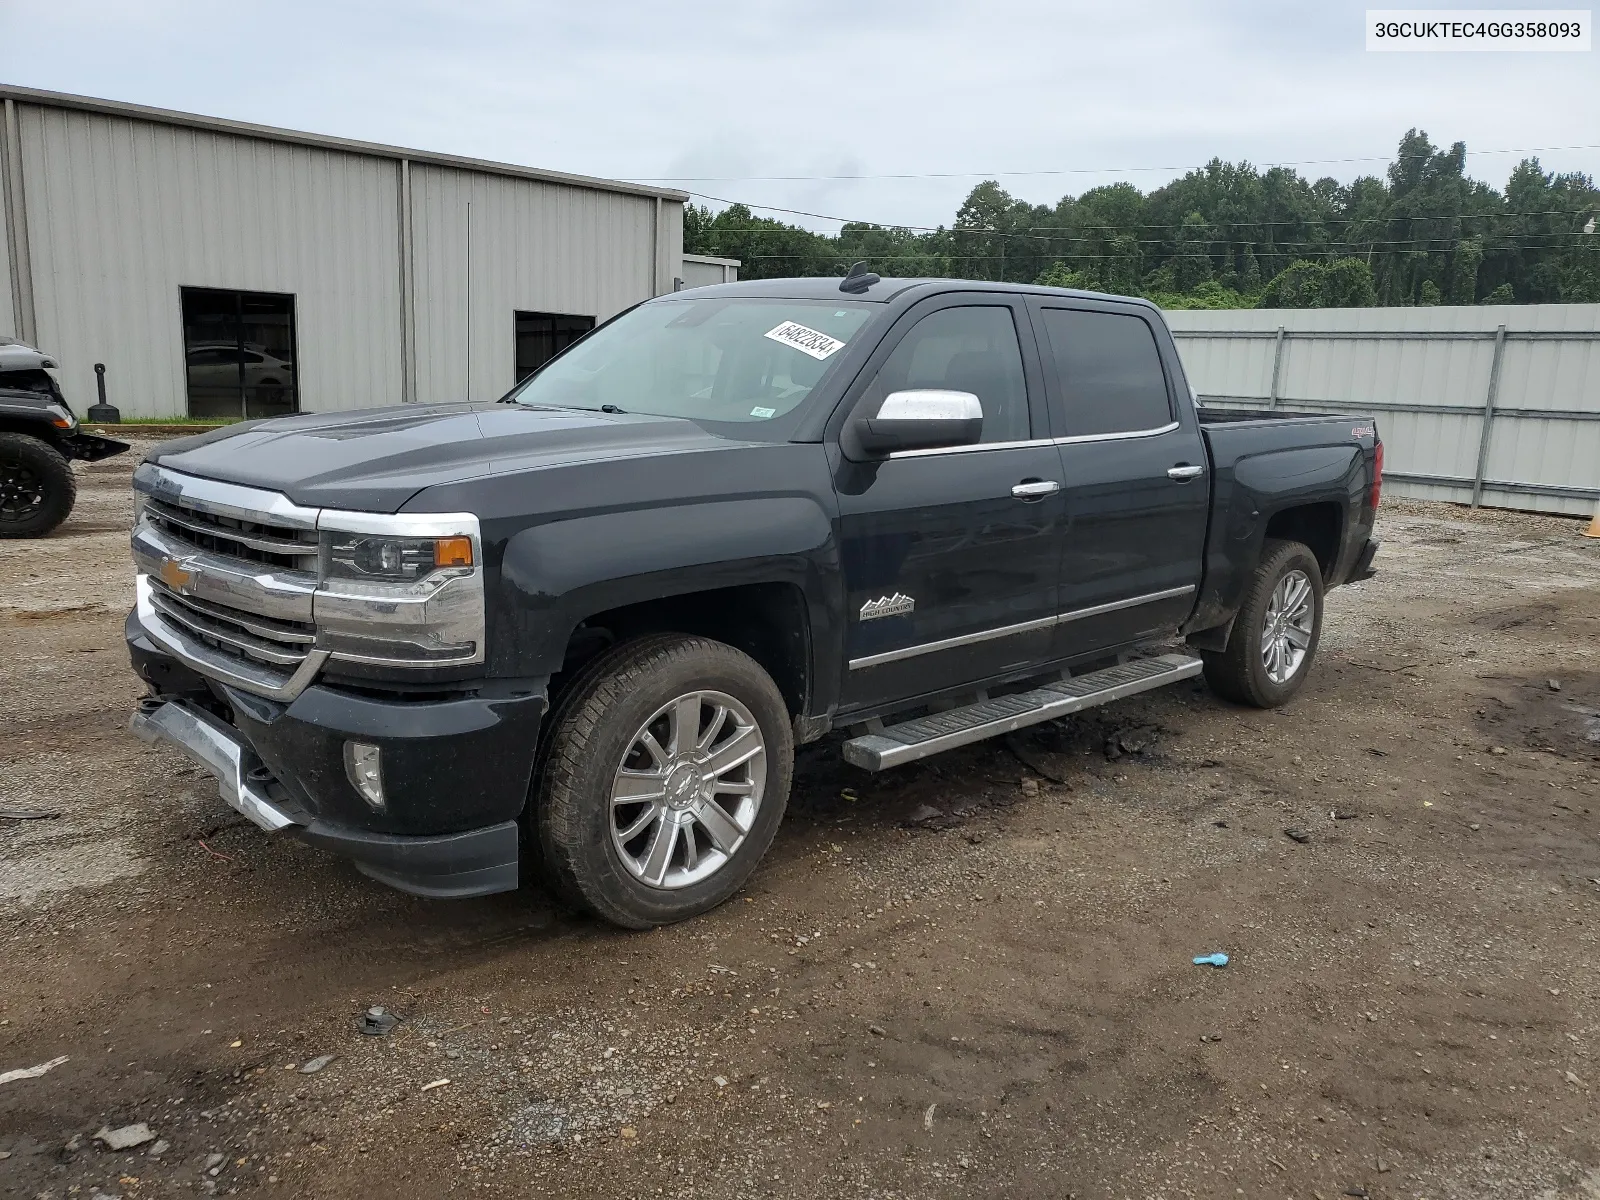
[{"left": 0, "top": 340, "right": 129, "bottom": 537}]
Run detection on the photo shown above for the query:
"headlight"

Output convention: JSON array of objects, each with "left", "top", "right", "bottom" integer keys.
[
  {"left": 313, "top": 512, "right": 485, "bottom": 669},
  {"left": 323, "top": 534, "right": 474, "bottom": 582}
]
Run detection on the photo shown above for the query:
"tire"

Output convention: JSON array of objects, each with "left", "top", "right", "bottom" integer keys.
[
  {"left": 533, "top": 634, "right": 794, "bottom": 928},
  {"left": 1201, "top": 538, "right": 1324, "bottom": 708},
  {"left": 0, "top": 432, "right": 76, "bottom": 538}
]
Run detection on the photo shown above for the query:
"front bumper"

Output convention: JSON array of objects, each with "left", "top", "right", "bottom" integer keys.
[{"left": 127, "top": 610, "right": 545, "bottom": 899}]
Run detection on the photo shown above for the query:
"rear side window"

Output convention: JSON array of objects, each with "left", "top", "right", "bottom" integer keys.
[
  {"left": 862, "top": 305, "right": 1030, "bottom": 444},
  {"left": 1037, "top": 309, "right": 1172, "bottom": 437}
]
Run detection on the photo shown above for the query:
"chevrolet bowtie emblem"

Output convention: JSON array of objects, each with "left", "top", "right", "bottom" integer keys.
[
  {"left": 860, "top": 593, "right": 915, "bottom": 620},
  {"left": 158, "top": 556, "right": 195, "bottom": 593}
]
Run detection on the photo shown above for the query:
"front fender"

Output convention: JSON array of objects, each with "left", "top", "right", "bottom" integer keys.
[{"left": 493, "top": 496, "right": 843, "bottom": 683}]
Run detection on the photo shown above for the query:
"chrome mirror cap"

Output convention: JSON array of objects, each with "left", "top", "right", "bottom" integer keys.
[
  {"left": 876, "top": 389, "right": 983, "bottom": 421},
  {"left": 853, "top": 389, "right": 985, "bottom": 457}
]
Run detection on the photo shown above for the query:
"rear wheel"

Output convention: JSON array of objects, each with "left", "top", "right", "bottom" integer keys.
[
  {"left": 534, "top": 634, "right": 794, "bottom": 928},
  {"left": 0, "top": 433, "right": 76, "bottom": 538},
  {"left": 1201, "top": 538, "right": 1324, "bottom": 707}
]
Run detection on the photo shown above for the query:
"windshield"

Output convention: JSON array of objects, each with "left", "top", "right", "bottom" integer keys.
[{"left": 505, "top": 297, "right": 874, "bottom": 431}]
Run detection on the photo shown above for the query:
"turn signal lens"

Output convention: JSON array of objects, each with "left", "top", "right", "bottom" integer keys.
[{"left": 433, "top": 537, "right": 474, "bottom": 568}]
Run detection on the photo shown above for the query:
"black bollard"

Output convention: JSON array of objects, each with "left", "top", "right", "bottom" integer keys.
[{"left": 86, "top": 362, "right": 121, "bottom": 423}]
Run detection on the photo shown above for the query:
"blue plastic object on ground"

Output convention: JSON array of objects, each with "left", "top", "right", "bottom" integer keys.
[{"left": 1193, "top": 952, "right": 1230, "bottom": 967}]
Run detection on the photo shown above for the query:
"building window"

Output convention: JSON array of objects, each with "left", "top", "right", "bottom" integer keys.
[
  {"left": 181, "top": 288, "right": 298, "bottom": 420},
  {"left": 515, "top": 312, "right": 595, "bottom": 383}
]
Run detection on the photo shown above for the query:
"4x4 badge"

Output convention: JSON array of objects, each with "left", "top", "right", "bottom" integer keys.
[{"left": 860, "top": 593, "right": 915, "bottom": 620}]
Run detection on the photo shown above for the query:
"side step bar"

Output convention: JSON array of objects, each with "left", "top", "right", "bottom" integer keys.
[{"left": 841, "top": 653, "right": 1204, "bottom": 772}]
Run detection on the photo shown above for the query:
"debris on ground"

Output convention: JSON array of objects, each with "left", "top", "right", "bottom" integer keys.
[
  {"left": 903, "top": 803, "right": 945, "bottom": 827},
  {"left": 357, "top": 1006, "right": 399, "bottom": 1036},
  {"left": 1284, "top": 827, "right": 1312, "bottom": 843},
  {"left": 420, "top": 1078, "right": 451, "bottom": 1092},
  {"left": 94, "top": 1123, "right": 156, "bottom": 1151},
  {"left": 0, "top": 1055, "right": 68, "bottom": 1085},
  {"left": 299, "top": 1054, "right": 335, "bottom": 1074},
  {"left": 0, "top": 807, "right": 62, "bottom": 820},
  {"left": 1193, "top": 953, "right": 1230, "bottom": 968},
  {"left": 1003, "top": 734, "right": 1073, "bottom": 784}
]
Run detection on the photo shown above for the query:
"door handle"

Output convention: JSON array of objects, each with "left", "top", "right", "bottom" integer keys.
[
  {"left": 1012, "top": 480, "right": 1061, "bottom": 500},
  {"left": 1167, "top": 464, "right": 1205, "bottom": 482}
]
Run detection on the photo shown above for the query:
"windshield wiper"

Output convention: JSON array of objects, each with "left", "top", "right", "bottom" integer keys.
[{"left": 500, "top": 399, "right": 625, "bottom": 414}]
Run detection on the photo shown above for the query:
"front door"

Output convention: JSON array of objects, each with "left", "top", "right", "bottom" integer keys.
[
  {"left": 834, "top": 296, "right": 1065, "bottom": 713},
  {"left": 1027, "top": 299, "right": 1209, "bottom": 655}
]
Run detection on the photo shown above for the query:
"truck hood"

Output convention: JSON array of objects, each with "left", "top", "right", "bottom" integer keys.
[{"left": 146, "top": 402, "right": 738, "bottom": 511}]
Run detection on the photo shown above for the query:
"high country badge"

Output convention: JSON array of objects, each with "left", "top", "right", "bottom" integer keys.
[{"left": 860, "top": 593, "right": 915, "bottom": 620}]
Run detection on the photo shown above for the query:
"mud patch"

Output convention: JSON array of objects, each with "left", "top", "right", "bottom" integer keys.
[
  {"left": 1474, "top": 672, "right": 1600, "bottom": 761},
  {"left": 1471, "top": 600, "right": 1560, "bottom": 631}
]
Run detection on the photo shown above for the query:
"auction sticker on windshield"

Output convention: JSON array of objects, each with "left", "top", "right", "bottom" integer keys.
[{"left": 765, "top": 321, "right": 847, "bottom": 360}]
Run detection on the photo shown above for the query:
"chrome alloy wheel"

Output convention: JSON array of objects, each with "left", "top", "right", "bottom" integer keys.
[
  {"left": 1261, "top": 568, "right": 1315, "bottom": 684},
  {"left": 609, "top": 690, "right": 767, "bottom": 890}
]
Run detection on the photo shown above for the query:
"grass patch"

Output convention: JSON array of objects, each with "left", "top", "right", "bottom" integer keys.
[{"left": 115, "top": 416, "right": 240, "bottom": 426}]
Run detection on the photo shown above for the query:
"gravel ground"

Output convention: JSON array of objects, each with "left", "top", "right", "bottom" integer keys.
[{"left": 2, "top": 442, "right": 1599, "bottom": 1200}]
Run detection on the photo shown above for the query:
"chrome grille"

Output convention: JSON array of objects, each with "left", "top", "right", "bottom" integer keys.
[
  {"left": 144, "top": 496, "right": 318, "bottom": 570},
  {"left": 148, "top": 579, "right": 314, "bottom": 670}
]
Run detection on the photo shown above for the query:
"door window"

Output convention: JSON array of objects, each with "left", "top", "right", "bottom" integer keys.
[
  {"left": 863, "top": 306, "right": 1030, "bottom": 444},
  {"left": 1036, "top": 309, "right": 1171, "bottom": 437},
  {"left": 181, "top": 288, "right": 298, "bottom": 420}
]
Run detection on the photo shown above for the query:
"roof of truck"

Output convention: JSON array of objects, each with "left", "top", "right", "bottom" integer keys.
[{"left": 664, "top": 276, "right": 1156, "bottom": 312}]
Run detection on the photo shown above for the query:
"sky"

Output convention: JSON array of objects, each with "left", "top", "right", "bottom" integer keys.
[{"left": 2, "top": 0, "right": 1596, "bottom": 232}]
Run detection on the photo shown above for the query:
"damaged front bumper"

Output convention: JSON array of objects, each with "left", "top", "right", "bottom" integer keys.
[
  {"left": 126, "top": 609, "right": 545, "bottom": 899},
  {"left": 129, "top": 694, "right": 525, "bottom": 898}
]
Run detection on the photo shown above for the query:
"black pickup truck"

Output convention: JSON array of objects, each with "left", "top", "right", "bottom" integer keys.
[{"left": 126, "top": 273, "right": 1381, "bottom": 927}]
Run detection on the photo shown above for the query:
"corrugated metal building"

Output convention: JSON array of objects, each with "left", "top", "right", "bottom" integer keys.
[
  {"left": 1166, "top": 304, "right": 1600, "bottom": 517},
  {"left": 0, "top": 85, "right": 688, "bottom": 419},
  {"left": 679, "top": 253, "right": 740, "bottom": 289}
]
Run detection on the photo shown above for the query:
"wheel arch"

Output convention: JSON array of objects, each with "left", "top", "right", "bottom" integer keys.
[{"left": 1263, "top": 501, "right": 1343, "bottom": 579}]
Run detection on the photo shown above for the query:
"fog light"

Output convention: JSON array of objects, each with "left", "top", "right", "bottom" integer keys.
[{"left": 343, "top": 741, "right": 385, "bottom": 810}]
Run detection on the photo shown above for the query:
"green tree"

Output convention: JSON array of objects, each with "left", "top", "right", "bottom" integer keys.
[
  {"left": 1174, "top": 212, "right": 1214, "bottom": 291},
  {"left": 1259, "top": 258, "right": 1376, "bottom": 309},
  {"left": 681, "top": 128, "right": 1596, "bottom": 307},
  {"left": 1034, "top": 261, "right": 1094, "bottom": 289}
]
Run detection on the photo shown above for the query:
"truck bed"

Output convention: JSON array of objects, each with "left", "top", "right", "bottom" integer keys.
[{"left": 1195, "top": 405, "right": 1349, "bottom": 426}]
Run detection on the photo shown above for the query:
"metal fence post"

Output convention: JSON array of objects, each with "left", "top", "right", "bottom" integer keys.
[
  {"left": 1267, "top": 325, "right": 1286, "bottom": 408},
  {"left": 1471, "top": 324, "right": 1508, "bottom": 508}
]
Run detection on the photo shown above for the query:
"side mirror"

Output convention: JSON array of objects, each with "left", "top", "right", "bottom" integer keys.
[{"left": 854, "top": 390, "right": 984, "bottom": 455}]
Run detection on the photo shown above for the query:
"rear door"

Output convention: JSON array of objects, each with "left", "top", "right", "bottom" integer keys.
[
  {"left": 1026, "top": 299, "right": 1209, "bottom": 655},
  {"left": 833, "top": 294, "right": 1065, "bottom": 713}
]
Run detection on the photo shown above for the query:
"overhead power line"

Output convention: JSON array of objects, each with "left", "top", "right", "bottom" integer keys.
[
  {"left": 638, "top": 142, "right": 1600, "bottom": 184},
  {"left": 697, "top": 211, "right": 1600, "bottom": 239},
  {"left": 686, "top": 192, "right": 1598, "bottom": 233}
]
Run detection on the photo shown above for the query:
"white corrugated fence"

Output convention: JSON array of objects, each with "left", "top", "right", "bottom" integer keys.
[{"left": 1165, "top": 304, "right": 1600, "bottom": 517}]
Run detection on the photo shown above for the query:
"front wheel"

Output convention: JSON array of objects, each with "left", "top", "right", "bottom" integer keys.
[
  {"left": 1201, "top": 538, "right": 1324, "bottom": 708},
  {"left": 0, "top": 433, "right": 77, "bottom": 538},
  {"left": 534, "top": 634, "right": 794, "bottom": 928}
]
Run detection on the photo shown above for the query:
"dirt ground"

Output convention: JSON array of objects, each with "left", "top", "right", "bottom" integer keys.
[{"left": 3, "top": 440, "right": 1599, "bottom": 1200}]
